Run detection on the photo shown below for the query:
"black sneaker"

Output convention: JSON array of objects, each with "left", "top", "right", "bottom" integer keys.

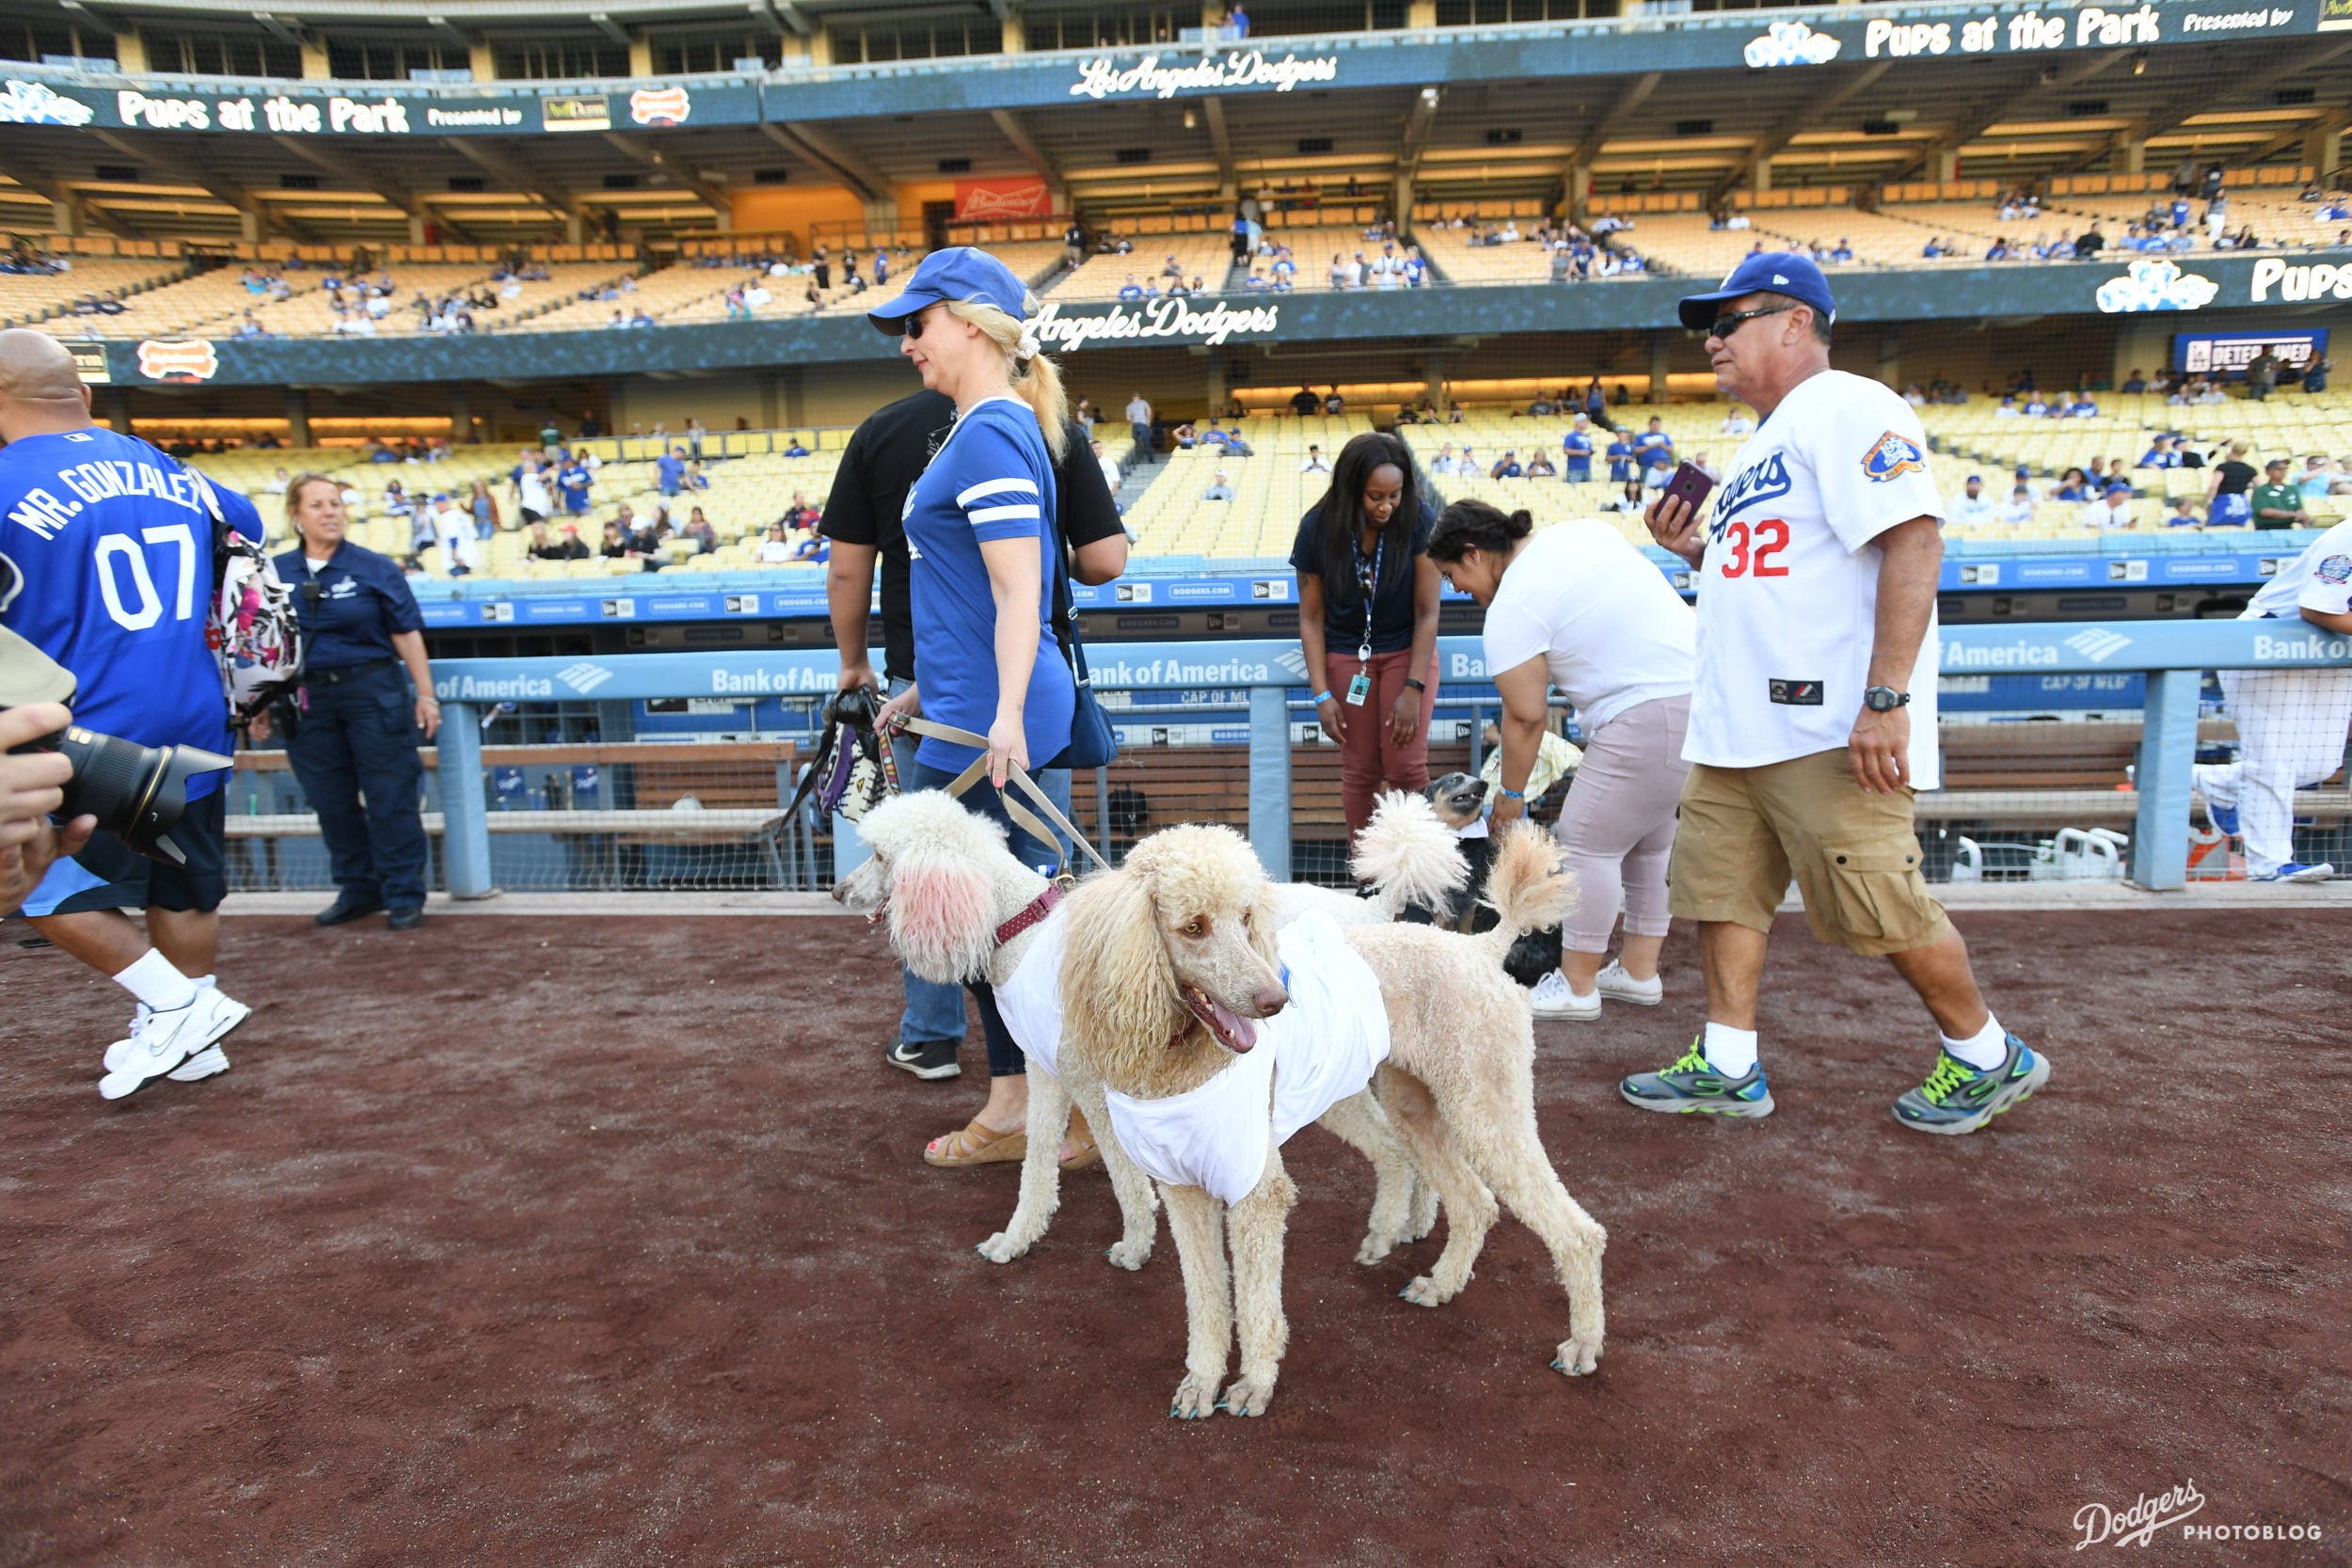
[
  {"left": 315, "top": 897, "right": 386, "bottom": 927},
  {"left": 885, "top": 1037, "right": 961, "bottom": 1080},
  {"left": 387, "top": 906, "right": 424, "bottom": 931}
]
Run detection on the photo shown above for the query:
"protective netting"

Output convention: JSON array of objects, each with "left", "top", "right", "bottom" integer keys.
[{"left": 222, "top": 666, "right": 2349, "bottom": 895}]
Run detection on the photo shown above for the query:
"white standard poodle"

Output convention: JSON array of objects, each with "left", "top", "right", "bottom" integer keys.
[
  {"left": 833, "top": 789, "right": 1469, "bottom": 1272},
  {"left": 1057, "top": 812, "right": 1609, "bottom": 1418}
]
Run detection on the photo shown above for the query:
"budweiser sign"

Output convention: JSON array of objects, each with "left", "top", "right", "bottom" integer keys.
[
  {"left": 135, "top": 340, "right": 220, "bottom": 382},
  {"left": 954, "top": 178, "right": 1054, "bottom": 222}
]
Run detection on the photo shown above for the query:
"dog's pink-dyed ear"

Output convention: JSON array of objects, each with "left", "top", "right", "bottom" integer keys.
[{"left": 887, "top": 855, "right": 996, "bottom": 985}]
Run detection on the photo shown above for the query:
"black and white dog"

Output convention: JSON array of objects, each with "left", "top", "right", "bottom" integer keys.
[{"left": 1423, "top": 771, "right": 1563, "bottom": 989}]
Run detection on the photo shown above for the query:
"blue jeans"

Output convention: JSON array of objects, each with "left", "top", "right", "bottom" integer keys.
[
  {"left": 903, "top": 751, "right": 1073, "bottom": 1079},
  {"left": 889, "top": 676, "right": 966, "bottom": 1052}
]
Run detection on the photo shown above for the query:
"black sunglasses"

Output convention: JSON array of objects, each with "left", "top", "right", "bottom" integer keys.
[
  {"left": 899, "top": 306, "right": 933, "bottom": 341},
  {"left": 1708, "top": 303, "right": 1796, "bottom": 341}
]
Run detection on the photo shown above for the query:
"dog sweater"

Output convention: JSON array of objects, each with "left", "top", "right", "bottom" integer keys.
[
  {"left": 1104, "top": 911, "right": 1391, "bottom": 1205},
  {"left": 988, "top": 903, "right": 1068, "bottom": 1078}
]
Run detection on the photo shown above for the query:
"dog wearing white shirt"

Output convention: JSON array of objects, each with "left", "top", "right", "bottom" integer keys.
[
  {"left": 834, "top": 790, "right": 1467, "bottom": 1274},
  {"left": 1058, "top": 819, "right": 1608, "bottom": 1418}
]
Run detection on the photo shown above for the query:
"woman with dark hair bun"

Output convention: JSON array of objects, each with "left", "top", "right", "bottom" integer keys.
[
  {"left": 1427, "top": 499, "right": 1696, "bottom": 1022},
  {"left": 1289, "top": 431, "right": 1441, "bottom": 837}
]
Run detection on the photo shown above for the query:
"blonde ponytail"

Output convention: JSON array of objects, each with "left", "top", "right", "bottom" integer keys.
[{"left": 946, "top": 296, "right": 1071, "bottom": 462}]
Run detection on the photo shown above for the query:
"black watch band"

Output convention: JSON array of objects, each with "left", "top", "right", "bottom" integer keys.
[
  {"left": 1863, "top": 685, "right": 1911, "bottom": 712},
  {"left": 1402, "top": 677, "right": 1427, "bottom": 692}
]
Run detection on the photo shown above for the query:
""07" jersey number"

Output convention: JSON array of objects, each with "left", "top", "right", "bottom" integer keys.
[{"left": 1718, "top": 517, "right": 1789, "bottom": 578}]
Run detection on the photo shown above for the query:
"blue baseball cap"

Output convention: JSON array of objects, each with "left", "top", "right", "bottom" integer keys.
[
  {"left": 1677, "top": 251, "right": 1836, "bottom": 333},
  {"left": 867, "top": 246, "right": 1031, "bottom": 335},
  {"left": 2105, "top": 480, "right": 2132, "bottom": 495}
]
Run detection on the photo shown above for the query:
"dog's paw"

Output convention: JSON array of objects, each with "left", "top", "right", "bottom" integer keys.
[
  {"left": 1218, "top": 1374, "right": 1277, "bottom": 1418},
  {"left": 976, "top": 1232, "right": 1027, "bottom": 1265},
  {"left": 1104, "top": 1238, "right": 1152, "bottom": 1271},
  {"left": 1355, "top": 1230, "right": 1400, "bottom": 1266},
  {"left": 1551, "top": 1335, "right": 1603, "bottom": 1378},
  {"left": 1169, "top": 1373, "right": 1219, "bottom": 1420},
  {"left": 1399, "top": 1273, "right": 1462, "bottom": 1308}
]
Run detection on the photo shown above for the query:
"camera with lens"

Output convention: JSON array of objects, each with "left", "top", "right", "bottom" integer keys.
[{"left": 1, "top": 622, "right": 229, "bottom": 867}]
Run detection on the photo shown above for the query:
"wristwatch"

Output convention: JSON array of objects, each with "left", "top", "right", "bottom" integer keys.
[
  {"left": 1402, "top": 677, "right": 1427, "bottom": 692},
  {"left": 1863, "top": 686, "right": 1911, "bottom": 712}
]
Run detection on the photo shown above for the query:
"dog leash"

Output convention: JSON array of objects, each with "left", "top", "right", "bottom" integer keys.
[{"left": 892, "top": 715, "right": 1110, "bottom": 875}]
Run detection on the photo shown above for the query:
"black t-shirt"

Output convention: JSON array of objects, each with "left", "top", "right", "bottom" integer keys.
[
  {"left": 2214, "top": 460, "right": 2257, "bottom": 497},
  {"left": 1288, "top": 500, "right": 1436, "bottom": 656},
  {"left": 822, "top": 389, "right": 1123, "bottom": 684}
]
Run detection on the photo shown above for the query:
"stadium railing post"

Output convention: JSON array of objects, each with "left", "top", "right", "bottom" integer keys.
[
  {"left": 437, "top": 702, "right": 497, "bottom": 899},
  {"left": 2129, "top": 668, "right": 2201, "bottom": 892},
  {"left": 1248, "top": 685, "right": 1293, "bottom": 881}
]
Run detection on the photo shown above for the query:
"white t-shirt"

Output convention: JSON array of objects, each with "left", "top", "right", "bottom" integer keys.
[
  {"left": 988, "top": 903, "right": 1068, "bottom": 1078},
  {"left": 1097, "top": 455, "right": 1122, "bottom": 492},
  {"left": 1947, "top": 491, "right": 1998, "bottom": 529},
  {"left": 2246, "top": 518, "right": 2352, "bottom": 621},
  {"left": 1104, "top": 912, "right": 1390, "bottom": 1206},
  {"left": 1480, "top": 519, "right": 1695, "bottom": 732},
  {"left": 2078, "top": 499, "right": 2135, "bottom": 531},
  {"left": 516, "top": 469, "right": 550, "bottom": 515},
  {"left": 1685, "top": 369, "right": 1944, "bottom": 788}
]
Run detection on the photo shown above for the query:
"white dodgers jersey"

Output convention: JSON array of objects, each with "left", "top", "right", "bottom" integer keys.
[{"left": 1685, "top": 370, "right": 1945, "bottom": 788}]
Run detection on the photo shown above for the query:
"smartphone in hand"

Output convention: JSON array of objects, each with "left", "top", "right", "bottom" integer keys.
[{"left": 1662, "top": 461, "right": 1715, "bottom": 515}]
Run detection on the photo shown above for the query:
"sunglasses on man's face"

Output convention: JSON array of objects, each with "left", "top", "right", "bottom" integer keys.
[{"left": 1708, "top": 303, "right": 1796, "bottom": 341}]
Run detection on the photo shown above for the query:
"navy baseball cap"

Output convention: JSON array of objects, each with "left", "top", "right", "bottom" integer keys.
[
  {"left": 867, "top": 246, "right": 1030, "bottom": 335},
  {"left": 1678, "top": 252, "right": 1837, "bottom": 332}
]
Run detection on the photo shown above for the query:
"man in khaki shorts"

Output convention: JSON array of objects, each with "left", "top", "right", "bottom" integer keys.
[{"left": 1628, "top": 253, "right": 2052, "bottom": 1135}]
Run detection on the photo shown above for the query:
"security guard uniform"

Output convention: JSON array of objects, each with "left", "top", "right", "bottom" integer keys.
[{"left": 275, "top": 539, "right": 431, "bottom": 915}]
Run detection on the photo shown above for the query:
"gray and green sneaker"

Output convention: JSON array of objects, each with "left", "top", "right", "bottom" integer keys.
[
  {"left": 1619, "top": 1037, "right": 1774, "bottom": 1117},
  {"left": 1892, "top": 1034, "right": 2050, "bottom": 1135}
]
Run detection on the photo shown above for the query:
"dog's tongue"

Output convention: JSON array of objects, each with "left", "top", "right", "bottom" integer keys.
[{"left": 1184, "top": 987, "right": 1259, "bottom": 1053}]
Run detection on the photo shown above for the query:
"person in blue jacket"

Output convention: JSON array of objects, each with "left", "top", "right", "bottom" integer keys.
[
  {"left": 258, "top": 474, "right": 439, "bottom": 931},
  {"left": 867, "top": 246, "right": 1080, "bottom": 1170}
]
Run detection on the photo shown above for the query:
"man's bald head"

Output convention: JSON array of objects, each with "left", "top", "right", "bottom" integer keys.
[{"left": 0, "top": 329, "right": 95, "bottom": 441}]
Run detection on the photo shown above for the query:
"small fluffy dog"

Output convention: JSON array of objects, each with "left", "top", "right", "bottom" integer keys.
[
  {"left": 834, "top": 791, "right": 1465, "bottom": 1272},
  {"left": 1059, "top": 814, "right": 1608, "bottom": 1418}
]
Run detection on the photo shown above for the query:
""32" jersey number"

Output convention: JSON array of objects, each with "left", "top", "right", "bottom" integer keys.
[{"left": 1718, "top": 518, "right": 1789, "bottom": 578}]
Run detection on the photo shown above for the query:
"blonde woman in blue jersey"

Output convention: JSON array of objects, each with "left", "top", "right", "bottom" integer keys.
[{"left": 867, "top": 248, "right": 1079, "bottom": 1169}]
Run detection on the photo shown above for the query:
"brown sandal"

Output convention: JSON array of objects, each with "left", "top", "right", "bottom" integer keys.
[
  {"left": 924, "top": 1118, "right": 1028, "bottom": 1168},
  {"left": 1059, "top": 1107, "right": 1102, "bottom": 1173}
]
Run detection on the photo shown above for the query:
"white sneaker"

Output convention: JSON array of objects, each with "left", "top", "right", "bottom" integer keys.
[
  {"left": 104, "top": 977, "right": 232, "bottom": 1083},
  {"left": 1529, "top": 971, "right": 1602, "bottom": 1022},
  {"left": 1592, "top": 959, "right": 1664, "bottom": 1006},
  {"left": 97, "top": 987, "right": 248, "bottom": 1101}
]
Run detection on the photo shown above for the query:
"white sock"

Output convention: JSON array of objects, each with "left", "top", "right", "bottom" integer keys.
[
  {"left": 113, "top": 949, "right": 199, "bottom": 1012},
  {"left": 1702, "top": 1022, "right": 1758, "bottom": 1077},
  {"left": 1940, "top": 1015, "right": 2009, "bottom": 1071}
]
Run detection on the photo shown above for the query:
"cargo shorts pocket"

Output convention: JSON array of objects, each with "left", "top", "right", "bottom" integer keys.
[{"left": 1817, "top": 845, "right": 1939, "bottom": 948}]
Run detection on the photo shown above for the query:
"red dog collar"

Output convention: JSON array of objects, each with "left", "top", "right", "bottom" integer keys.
[{"left": 993, "top": 882, "right": 1065, "bottom": 949}]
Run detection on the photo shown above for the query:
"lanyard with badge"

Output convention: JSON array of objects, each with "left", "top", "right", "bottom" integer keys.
[{"left": 1346, "top": 533, "right": 1381, "bottom": 706}]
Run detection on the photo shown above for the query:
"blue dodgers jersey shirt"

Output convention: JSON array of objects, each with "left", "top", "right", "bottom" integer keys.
[
  {"left": 898, "top": 397, "right": 1074, "bottom": 772},
  {"left": 0, "top": 429, "right": 260, "bottom": 794}
]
